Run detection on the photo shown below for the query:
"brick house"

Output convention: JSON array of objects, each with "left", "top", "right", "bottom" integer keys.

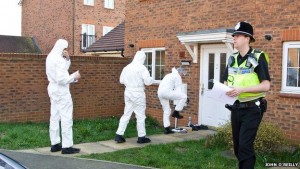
[
  {"left": 20, "top": 0, "right": 125, "bottom": 55},
  {"left": 122, "top": 0, "right": 300, "bottom": 142}
]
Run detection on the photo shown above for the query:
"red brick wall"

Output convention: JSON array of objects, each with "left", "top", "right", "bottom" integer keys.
[
  {"left": 0, "top": 53, "right": 129, "bottom": 122},
  {"left": 22, "top": 0, "right": 73, "bottom": 55},
  {"left": 125, "top": 0, "right": 300, "bottom": 142},
  {"left": 22, "top": 0, "right": 125, "bottom": 55}
]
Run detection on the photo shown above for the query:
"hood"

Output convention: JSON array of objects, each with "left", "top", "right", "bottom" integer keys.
[
  {"left": 171, "top": 67, "right": 178, "bottom": 73},
  {"left": 132, "top": 51, "right": 146, "bottom": 64},
  {"left": 48, "top": 39, "right": 68, "bottom": 57}
]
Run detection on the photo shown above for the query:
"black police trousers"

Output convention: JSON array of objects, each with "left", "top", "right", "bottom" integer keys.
[{"left": 231, "top": 105, "right": 263, "bottom": 169}]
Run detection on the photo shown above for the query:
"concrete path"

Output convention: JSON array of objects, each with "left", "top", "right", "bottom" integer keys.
[{"left": 17, "top": 129, "right": 216, "bottom": 157}]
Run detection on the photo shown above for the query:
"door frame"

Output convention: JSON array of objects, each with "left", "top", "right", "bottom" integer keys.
[{"left": 198, "top": 44, "right": 231, "bottom": 125}]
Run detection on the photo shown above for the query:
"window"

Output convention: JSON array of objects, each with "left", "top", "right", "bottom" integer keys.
[
  {"left": 282, "top": 42, "right": 300, "bottom": 93},
  {"left": 81, "top": 24, "right": 96, "bottom": 50},
  {"left": 142, "top": 48, "right": 165, "bottom": 82},
  {"left": 103, "top": 26, "right": 114, "bottom": 36},
  {"left": 104, "top": 0, "right": 114, "bottom": 9},
  {"left": 84, "top": 0, "right": 94, "bottom": 6}
]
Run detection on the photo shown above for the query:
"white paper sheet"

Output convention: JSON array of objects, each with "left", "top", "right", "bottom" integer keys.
[{"left": 205, "top": 80, "right": 237, "bottom": 105}]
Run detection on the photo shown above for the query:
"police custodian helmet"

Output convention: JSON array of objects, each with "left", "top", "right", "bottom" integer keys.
[{"left": 232, "top": 21, "right": 255, "bottom": 42}]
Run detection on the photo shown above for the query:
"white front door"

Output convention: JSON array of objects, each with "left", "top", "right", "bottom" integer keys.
[{"left": 198, "top": 44, "right": 231, "bottom": 127}]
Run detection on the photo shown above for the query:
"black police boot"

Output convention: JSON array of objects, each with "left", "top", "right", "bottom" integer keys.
[
  {"left": 50, "top": 143, "right": 62, "bottom": 152},
  {"left": 172, "top": 110, "right": 183, "bottom": 119},
  {"left": 115, "top": 134, "right": 126, "bottom": 143},
  {"left": 137, "top": 136, "right": 151, "bottom": 144},
  {"left": 164, "top": 127, "right": 174, "bottom": 134},
  {"left": 61, "top": 147, "right": 80, "bottom": 154}
]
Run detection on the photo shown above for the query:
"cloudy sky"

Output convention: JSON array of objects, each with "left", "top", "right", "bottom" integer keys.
[{"left": 0, "top": 0, "right": 22, "bottom": 36}]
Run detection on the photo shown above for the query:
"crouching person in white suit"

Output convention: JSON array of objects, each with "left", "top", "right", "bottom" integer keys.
[{"left": 157, "top": 67, "right": 188, "bottom": 134}]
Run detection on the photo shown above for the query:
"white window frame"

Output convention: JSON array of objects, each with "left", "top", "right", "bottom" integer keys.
[
  {"left": 141, "top": 48, "right": 165, "bottom": 83},
  {"left": 281, "top": 41, "right": 300, "bottom": 94},
  {"left": 81, "top": 24, "right": 96, "bottom": 49},
  {"left": 103, "top": 26, "right": 114, "bottom": 36},
  {"left": 84, "top": 0, "right": 94, "bottom": 6},
  {"left": 104, "top": 0, "right": 114, "bottom": 9}
]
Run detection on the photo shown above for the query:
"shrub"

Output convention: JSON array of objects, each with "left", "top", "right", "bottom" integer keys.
[
  {"left": 255, "top": 121, "right": 289, "bottom": 153},
  {"left": 205, "top": 121, "right": 288, "bottom": 154},
  {"left": 205, "top": 122, "right": 232, "bottom": 149}
]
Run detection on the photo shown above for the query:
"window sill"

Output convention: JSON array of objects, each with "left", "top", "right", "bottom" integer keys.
[
  {"left": 83, "top": 4, "right": 94, "bottom": 6},
  {"left": 279, "top": 92, "right": 300, "bottom": 98}
]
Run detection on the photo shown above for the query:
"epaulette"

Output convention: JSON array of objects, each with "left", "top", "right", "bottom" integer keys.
[
  {"left": 253, "top": 49, "right": 262, "bottom": 53},
  {"left": 233, "top": 51, "right": 239, "bottom": 54}
]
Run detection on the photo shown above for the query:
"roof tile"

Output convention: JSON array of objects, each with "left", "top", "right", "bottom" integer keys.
[
  {"left": 0, "top": 35, "right": 42, "bottom": 54},
  {"left": 84, "top": 22, "right": 124, "bottom": 52}
]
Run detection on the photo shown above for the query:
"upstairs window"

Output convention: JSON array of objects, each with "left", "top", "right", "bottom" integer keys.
[
  {"left": 282, "top": 42, "right": 300, "bottom": 94},
  {"left": 81, "top": 24, "right": 96, "bottom": 50},
  {"left": 103, "top": 26, "right": 114, "bottom": 36},
  {"left": 142, "top": 48, "right": 165, "bottom": 83},
  {"left": 84, "top": 0, "right": 94, "bottom": 6},
  {"left": 104, "top": 0, "right": 114, "bottom": 9}
]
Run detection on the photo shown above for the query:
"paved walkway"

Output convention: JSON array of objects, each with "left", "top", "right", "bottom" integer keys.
[{"left": 17, "top": 128, "right": 216, "bottom": 157}]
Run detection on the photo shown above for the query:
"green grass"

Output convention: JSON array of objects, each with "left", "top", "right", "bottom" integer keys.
[
  {"left": 73, "top": 116, "right": 162, "bottom": 143},
  {"left": 82, "top": 139, "right": 236, "bottom": 169},
  {"left": 0, "top": 116, "right": 162, "bottom": 150},
  {"left": 0, "top": 122, "right": 50, "bottom": 150},
  {"left": 81, "top": 139, "right": 300, "bottom": 169}
]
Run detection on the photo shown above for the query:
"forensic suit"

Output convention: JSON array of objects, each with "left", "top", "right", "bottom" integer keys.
[
  {"left": 115, "top": 51, "right": 153, "bottom": 143},
  {"left": 46, "top": 39, "right": 78, "bottom": 149},
  {"left": 158, "top": 67, "right": 187, "bottom": 129}
]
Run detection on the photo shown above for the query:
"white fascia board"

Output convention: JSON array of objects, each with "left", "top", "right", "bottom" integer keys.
[
  {"left": 86, "top": 51, "right": 122, "bottom": 57},
  {"left": 177, "top": 32, "right": 232, "bottom": 44},
  {"left": 177, "top": 31, "right": 233, "bottom": 63}
]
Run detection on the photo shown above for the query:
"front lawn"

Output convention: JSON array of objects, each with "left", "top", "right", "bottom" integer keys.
[{"left": 81, "top": 139, "right": 299, "bottom": 169}]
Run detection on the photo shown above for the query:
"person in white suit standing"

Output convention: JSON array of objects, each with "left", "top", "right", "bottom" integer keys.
[
  {"left": 46, "top": 39, "right": 81, "bottom": 154},
  {"left": 115, "top": 50, "right": 154, "bottom": 144},
  {"left": 157, "top": 67, "right": 188, "bottom": 134}
]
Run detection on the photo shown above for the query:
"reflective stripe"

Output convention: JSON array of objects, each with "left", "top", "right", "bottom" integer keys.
[
  {"left": 238, "top": 94, "right": 266, "bottom": 102},
  {"left": 228, "top": 67, "right": 255, "bottom": 74}
]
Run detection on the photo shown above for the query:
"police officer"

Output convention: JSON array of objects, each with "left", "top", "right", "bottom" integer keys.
[{"left": 224, "top": 21, "right": 271, "bottom": 169}]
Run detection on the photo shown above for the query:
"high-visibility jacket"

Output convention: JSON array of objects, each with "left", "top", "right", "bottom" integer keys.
[{"left": 227, "top": 49, "right": 269, "bottom": 102}]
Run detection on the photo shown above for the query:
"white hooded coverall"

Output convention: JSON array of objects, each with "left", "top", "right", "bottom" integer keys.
[
  {"left": 157, "top": 68, "right": 187, "bottom": 127},
  {"left": 116, "top": 51, "right": 153, "bottom": 137},
  {"left": 46, "top": 39, "right": 77, "bottom": 148}
]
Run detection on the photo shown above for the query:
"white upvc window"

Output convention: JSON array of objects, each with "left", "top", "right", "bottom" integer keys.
[
  {"left": 81, "top": 24, "right": 96, "bottom": 49},
  {"left": 84, "top": 0, "right": 94, "bottom": 6},
  {"left": 281, "top": 41, "right": 300, "bottom": 94},
  {"left": 104, "top": 0, "right": 114, "bottom": 9},
  {"left": 103, "top": 26, "right": 114, "bottom": 36},
  {"left": 141, "top": 48, "right": 165, "bottom": 83}
]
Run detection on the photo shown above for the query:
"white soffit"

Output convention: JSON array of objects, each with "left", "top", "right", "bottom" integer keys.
[
  {"left": 86, "top": 51, "right": 123, "bottom": 57},
  {"left": 177, "top": 29, "right": 234, "bottom": 63}
]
